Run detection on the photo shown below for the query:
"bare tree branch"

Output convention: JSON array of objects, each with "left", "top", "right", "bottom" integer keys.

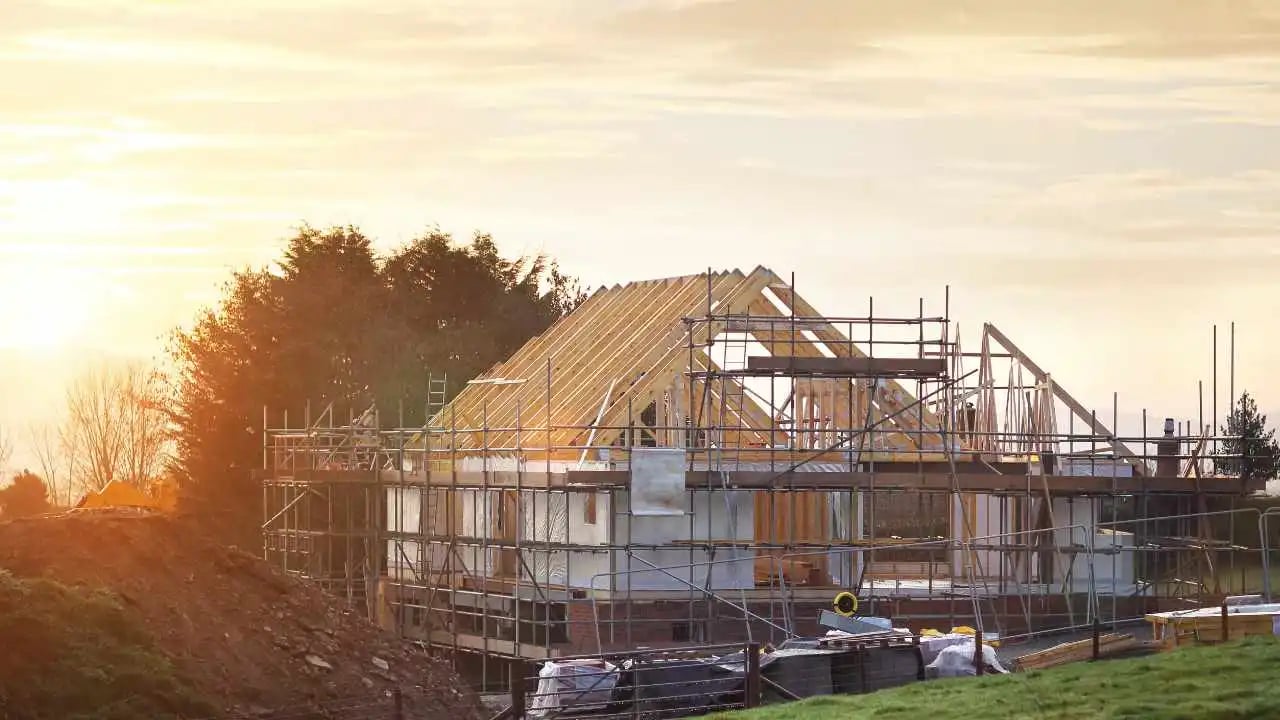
[
  {"left": 26, "top": 423, "right": 68, "bottom": 507},
  {"left": 64, "top": 362, "right": 171, "bottom": 492},
  {"left": 0, "top": 424, "right": 12, "bottom": 476}
]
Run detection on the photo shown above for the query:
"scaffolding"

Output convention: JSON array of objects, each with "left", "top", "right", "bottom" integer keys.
[{"left": 259, "top": 268, "right": 1264, "bottom": 690}]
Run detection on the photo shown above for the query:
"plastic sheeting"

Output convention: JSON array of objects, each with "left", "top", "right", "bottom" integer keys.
[
  {"left": 925, "top": 642, "right": 1008, "bottom": 677},
  {"left": 385, "top": 487, "right": 431, "bottom": 576},
  {"left": 520, "top": 492, "right": 611, "bottom": 589},
  {"left": 528, "top": 659, "right": 619, "bottom": 717},
  {"left": 918, "top": 634, "right": 975, "bottom": 665},
  {"left": 630, "top": 448, "right": 688, "bottom": 516}
]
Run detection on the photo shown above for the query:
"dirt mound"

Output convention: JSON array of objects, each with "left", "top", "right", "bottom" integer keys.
[{"left": 0, "top": 510, "right": 481, "bottom": 719}]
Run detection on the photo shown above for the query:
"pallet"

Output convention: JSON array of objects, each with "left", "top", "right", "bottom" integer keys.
[{"left": 818, "top": 631, "right": 918, "bottom": 651}]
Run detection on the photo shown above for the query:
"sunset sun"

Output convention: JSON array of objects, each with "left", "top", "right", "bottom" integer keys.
[{"left": 0, "top": 261, "right": 93, "bottom": 349}]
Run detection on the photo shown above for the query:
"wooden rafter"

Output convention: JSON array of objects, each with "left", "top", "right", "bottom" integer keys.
[
  {"left": 983, "top": 323, "right": 1147, "bottom": 475},
  {"left": 435, "top": 267, "right": 951, "bottom": 458}
]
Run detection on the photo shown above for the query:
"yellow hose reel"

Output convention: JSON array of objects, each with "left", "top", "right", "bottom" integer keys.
[{"left": 833, "top": 591, "right": 859, "bottom": 617}]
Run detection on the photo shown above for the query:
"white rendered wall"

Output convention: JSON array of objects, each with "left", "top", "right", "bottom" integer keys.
[
  {"left": 386, "top": 486, "right": 427, "bottom": 575},
  {"left": 951, "top": 494, "right": 1011, "bottom": 581},
  {"left": 1051, "top": 497, "right": 1136, "bottom": 594},
  {"left": 827, "top": 491, "right": 864, "bottom": 586},
  {"left": 610, "top": 489, "right": 754, "bottom": 592},
  {"left": 521, "top": 489, "right": 611, "bottom": 589}
]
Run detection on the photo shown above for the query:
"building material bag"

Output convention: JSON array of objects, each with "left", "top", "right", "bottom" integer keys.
[
  {"left": 529, "top": 659, "right": 619, "bottom": 716},
  {"left": 925, "top": 642, "right": 1007, "bottom": 678}
]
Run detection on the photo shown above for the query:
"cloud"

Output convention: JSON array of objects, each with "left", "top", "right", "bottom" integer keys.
[
  {"left": 945, "top": 249, "right": 1280, "bottom": 292},
  {"left": 611, "top": 0, "right": 1280, "bottom": 63},
  {"left": 2, "top": 1, "right": 1278, "bottom": 281},
  {"left": 470, "top": 130, "right": 633, "bottom": 162}
]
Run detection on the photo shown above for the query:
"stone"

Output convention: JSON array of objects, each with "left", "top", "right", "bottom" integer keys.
[{"left": 305, "top": 654, "right": 333, "bottom": 671}]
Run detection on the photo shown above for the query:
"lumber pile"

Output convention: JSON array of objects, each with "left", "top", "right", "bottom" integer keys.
[{"left": 1012, "top": 633, "right": 1137, "bottom": 672}]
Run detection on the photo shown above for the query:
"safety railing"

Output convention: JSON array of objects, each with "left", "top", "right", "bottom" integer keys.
[
  {"left": 487, "top": 637, "right": 927, "bottom": 720},
  {"left": 489, "top": 643, "right": 759, "bottom": 720}
]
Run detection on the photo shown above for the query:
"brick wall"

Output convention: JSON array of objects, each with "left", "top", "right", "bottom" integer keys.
[{"left": 564, "top": 598, "right": 834, "bottom": 653}]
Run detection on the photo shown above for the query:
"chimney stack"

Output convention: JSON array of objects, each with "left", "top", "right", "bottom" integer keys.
[{"left": 1156, "top": 418, "right": 1179, "bottom": 476}]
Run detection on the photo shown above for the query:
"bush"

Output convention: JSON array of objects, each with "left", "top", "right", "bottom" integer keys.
[{"left": 0, "top": 571, "right": 213, "bottom": 719}]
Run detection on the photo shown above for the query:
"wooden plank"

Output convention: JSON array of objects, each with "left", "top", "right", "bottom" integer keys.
[
  {"left": 747, "top": 356, "right": 946, "bottom": 377},
  {"left": 688, "top": 350, "right": 776, "bottom": 447},
  {"left": 1013, "top": 633, "right": 1136, "bottom": 671},
  {"left": 983, "top": 323, "right": 1146, "bottom": 475},
  {"left": 549, "top": 273, "right": 742, "bottom": 448},
  {"left": 477, "top": 274, "right": 684, "bottom": 449},
  {"left": 755, "top": 490, "right": 830, "bottom": 579},
  {"left": 443, "top": 282, "right": 623, "bottom": 427},
  {"left": 755, "top": 275, "right": 946, "bottom": 449},
  {"left": 271, "top": 466, "right": 1259, "bottom": 494},
  {"left": 593, "top": 267, "right": 776, "bottom": 442},
  {"left": 535, "top": 274, "right": 706, "bottom": 448},
  {"left": 565, "top": 469, "right": 1256, "bottom": 494}
]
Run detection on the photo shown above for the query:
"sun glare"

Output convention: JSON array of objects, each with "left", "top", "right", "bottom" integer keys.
[
  {"left": 0, "top": 175, "right": 155, "bottom": 350},
  {"left": 0, "top": 262, "right": 94, "bottom": 350}
]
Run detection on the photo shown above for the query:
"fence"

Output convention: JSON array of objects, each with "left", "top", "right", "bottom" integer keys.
[{"left": 486, "top": 638, "right": 925, "bottom": 720}]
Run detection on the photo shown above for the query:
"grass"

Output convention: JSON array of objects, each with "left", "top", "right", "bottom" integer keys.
[
  {"left": 712, "top": 637, "right": 1280, "bottom": 720},
  {"left": 0, "top": 570, "right": 214, "bottom": 720}
]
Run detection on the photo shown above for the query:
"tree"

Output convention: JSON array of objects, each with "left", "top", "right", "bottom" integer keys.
[
  {"left": 64, "top": 362, "right": 170, "bottom": 492},
  {"left": 0, "top": 425, "right": 11, "bottom": 476},
  {"left": 1217, "top": 391, "right": 1280, "bottom": 482},
  {"left": 26, "top": 423, "right": 73, "bottom": 508},
  {"left": 169, "top": 225, "right": 584, "bottom": 544},
  {"left": 0, "top": 470, "right": 51, "bottom": 519}
]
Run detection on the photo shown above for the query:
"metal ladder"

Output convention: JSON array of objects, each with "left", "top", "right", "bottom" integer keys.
[
  {"left": 427, "top": 372, "right": 448, "bottom": 422},
  {"left": 715, "top": 334, "right": 751, "bottom": 456}
]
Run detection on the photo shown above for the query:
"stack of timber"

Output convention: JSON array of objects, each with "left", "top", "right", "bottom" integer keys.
[
  {"left": 1145, "top": 603, "right": 1280, "bottom": 649},
  {"left": 1012, "top": 633, "right": 1138, "bottom": 672}
]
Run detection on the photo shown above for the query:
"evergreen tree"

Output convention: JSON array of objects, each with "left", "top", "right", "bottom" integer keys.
[
  {"left": 1216, "top": 391, "right": 1280, "bottom": 481},
  {"left": 0, "top": 471, "right": 51, "bottom": 519},
  {"left": 168, "top": 225, "right": 584, "bottom": 545}
]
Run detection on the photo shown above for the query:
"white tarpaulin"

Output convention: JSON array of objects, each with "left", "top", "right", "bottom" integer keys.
[
  {"left": 528, "top": 659, "right": 619, "bottom": 717},
  {"left": 630, "top": 448, "right": 687, "bottom": 516},
  {"left": 925, "top": 642, "right": 1007, "bottom": 677}
]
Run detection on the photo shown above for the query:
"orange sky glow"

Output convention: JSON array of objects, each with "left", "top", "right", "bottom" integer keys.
[{"left": 2, "top": 0, "right": 1279, "bottom": 472}]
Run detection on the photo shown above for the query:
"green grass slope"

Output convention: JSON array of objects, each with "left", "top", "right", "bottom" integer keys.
[
  {"left": 0, "top": 570, "right": 214, "bottom": 720},
  {"left": 714, "top": 637, "right": 1280, "bottom": 720}
]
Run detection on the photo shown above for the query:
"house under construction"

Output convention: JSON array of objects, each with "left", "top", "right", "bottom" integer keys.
[{"left": 259, "top": 267, "right": 1264, "bottom": 688}]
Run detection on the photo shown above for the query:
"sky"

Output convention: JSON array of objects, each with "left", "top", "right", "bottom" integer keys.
[{"left": 1, "top": 0, "right": 1279, "bottom": 474}]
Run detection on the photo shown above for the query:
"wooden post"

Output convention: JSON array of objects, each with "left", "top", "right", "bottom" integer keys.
[
  {"left": 1092, "top": 619, "right": 1101, "bottom": 661},
  {"left": 631, "top": 659, "right": 641, "bottom": 720},
  {"left": 392, "top": 686, "right": 403, "bottom": 720},
  {"left": 744, "top": 643, "right": 762, "bottom": 708},
  {"left": 511, "top": 660, "right": 528, "bottom": 720},
  {"left": 1221, "top": 601, "right": 1230, "bottom": 644},
  {"left": 974, "top": 632, "right": 984, "bottom": 676},
  {"left": 913, "top": 633, "right": 926, "bottom": 681}
]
